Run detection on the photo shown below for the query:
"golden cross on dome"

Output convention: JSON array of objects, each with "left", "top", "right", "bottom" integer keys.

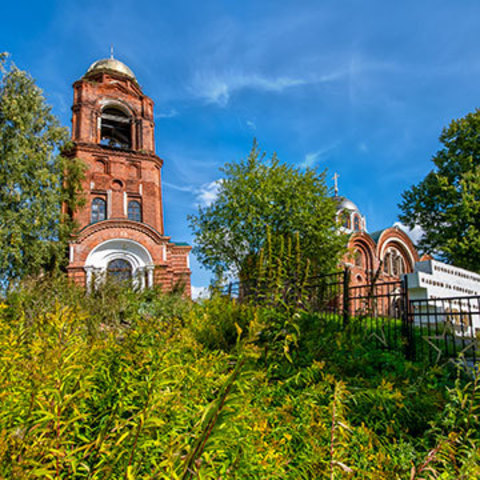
[{"left": 333, "top": 172, "right": 339, "bottom": 196}]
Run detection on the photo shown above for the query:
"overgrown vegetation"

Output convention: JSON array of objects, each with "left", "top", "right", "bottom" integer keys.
[
  {"left": 399, "top": 108, "right": 480, "bottom": 272},
  {"left": 188, "top": 140, "right": 346, "bottom": 281},
  {"left": 0, "top": 53, "right": 85, "bottom": 289},
  {"left": 0, "top": 275, "right": 478, "bottom": 479}
]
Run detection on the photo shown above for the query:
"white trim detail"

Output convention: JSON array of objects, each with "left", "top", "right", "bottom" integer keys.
[
  {"left": 379, "top": 237, "right": 415, "bottom": 268},
  {"left": 146, "top": 265, "right": 155, "bottom": 288},
  {"left": 107, "top": 190, "right": 112, "bottom": 218},
  {"left": 84, "top": 239, "right": 154, "bottom": 290}
]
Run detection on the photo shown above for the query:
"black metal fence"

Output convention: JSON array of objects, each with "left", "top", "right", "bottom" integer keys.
[
  {"left": 348, "top": 279, "right": 406, "bottom": 353},
  {"left": 220, "top": 270, "right": 480, "bottom": 365},
  {"left": 303, "top": 271, "right": 346, "bottom": 322},
  {"left": 406, "top": 295, "right": 479, "bottom": 365}
]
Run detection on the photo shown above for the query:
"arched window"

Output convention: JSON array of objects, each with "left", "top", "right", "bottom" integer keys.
[
  {"left": 397, "top": 256, "right": 405, "bottom": 275},
  {"left": 383, "top": 247, "right": 406, "bottom": 277},
  {"left": 392, "top": 252, "right": 399, "bottom": 276},
  {"left": 128, "top": 200, "right": 142, "bottom": 222},
  {"left": 340, "top": 211, "right": 351, "bottom": 229},
  {"left": 392, "top": 252, "right": 405, "bottom": 276},
  {"left": 107, "top": 259, "right": 132, "bottom": 282},
  {"left": 354, "top": 249, "right": 363, "bottom": 268},
  {"left": 383, "top": 252, "right": 391, "bottom": 274},
  {"left": 353, "top": 215, "right": 361, "bottom": 231},
  {"left": 100, "top": 107, "right": 132, "bottom": 149},
  {"left": 91, "top": 198, "right": 106, "bottom": 223}
]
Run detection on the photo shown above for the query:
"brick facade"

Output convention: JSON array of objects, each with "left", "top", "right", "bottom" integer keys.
[
  {"left": 66, "top": 58, "right": 191, "bottom": 296},
  {"left": 335, "top": 196, "right": 419, "bottom": 287},
  {"left": 343, "top": 227, "right": 420, "bottom": 287}
]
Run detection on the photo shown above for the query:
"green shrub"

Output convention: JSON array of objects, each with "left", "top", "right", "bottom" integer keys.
[
  {"left": 189, "top": 295, "right": 255, "bottom": 352},
  {"left": 0, "top": 275, "right": 478, "bottom": 478}
]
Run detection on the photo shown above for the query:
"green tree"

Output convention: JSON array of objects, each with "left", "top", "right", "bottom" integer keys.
[
  {"left": 189, "top": 141, "right": 346, "bottom": 280},
  {"left": 0, "top": 53, "right": 85, "bottom": 288},
  {"left": 399, "top": 109, "right": 480, "bottom": 272}
]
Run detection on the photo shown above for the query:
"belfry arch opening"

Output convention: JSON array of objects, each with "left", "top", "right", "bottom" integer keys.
[{"left": 100, "top": 107, "right": 132, "bottom": 149}]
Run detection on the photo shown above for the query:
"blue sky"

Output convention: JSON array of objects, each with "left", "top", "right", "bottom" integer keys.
[{"left": 2, "top": 0, "right": 480, "bottom": 290}]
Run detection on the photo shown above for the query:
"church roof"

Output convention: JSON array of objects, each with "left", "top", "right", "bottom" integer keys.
[
  {"left": 369, "top": 229, "right": 387, "bottom": 244},
  {"left": 86, "top": 58, "right": 136, "bottom": 80},
  {"left": 333, "top": 195, "right": 359, "bottom": 212}
]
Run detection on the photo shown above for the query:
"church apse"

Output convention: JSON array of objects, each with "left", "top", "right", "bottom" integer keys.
[{"left": 333, "top": 180, "right": 419, "bottom": 287}]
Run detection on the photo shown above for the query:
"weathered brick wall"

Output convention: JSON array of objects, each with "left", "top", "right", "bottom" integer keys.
[
  {"left": 66, "top": 65, "right": 191, "bottom": 296},
  {"left": 343, "top": 227, "right": 420, "bottom": 287},
  {"left": 71, "top": 145, "right": 165, "bottom": 234}
]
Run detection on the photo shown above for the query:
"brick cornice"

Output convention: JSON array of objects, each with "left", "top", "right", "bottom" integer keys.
[
  {"left": 74, "top": 220, "right": 170, "bottom": 245},
  {"left": 73, "top": 73, "right": 144, "bottom": 97},
  {"left": 169, "top": 244, "right": 192, "bottom": 252},
  {"left": 69, "top": 143, "right": 164, "bottom": 167}
]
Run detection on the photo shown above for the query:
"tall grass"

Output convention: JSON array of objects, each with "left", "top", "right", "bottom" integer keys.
[{"left": 0, "top": 275, "right": 478, "bottom": 478}]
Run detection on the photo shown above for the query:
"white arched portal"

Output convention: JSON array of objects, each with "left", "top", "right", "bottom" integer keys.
[
  {"left": 379, "top": 238, "right": 415, "bottom": 274},
  {"left": 85, "top": 239, "right": 154, "bottom": 290}
]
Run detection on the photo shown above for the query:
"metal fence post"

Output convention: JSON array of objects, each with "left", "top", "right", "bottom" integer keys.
[
  {"left": 401, "top": 275, "right": 415, "bottom": 361},
  {"left": 343, "top": 268, "right": 350, "bottom": 328}
]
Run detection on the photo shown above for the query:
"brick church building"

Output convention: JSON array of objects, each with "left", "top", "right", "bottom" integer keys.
[
  {"left": 66, "top": 57, "right": 191, "bottom": 295},
  {"left": 335, "top": 193, "right": 420, "bottom": 286}
]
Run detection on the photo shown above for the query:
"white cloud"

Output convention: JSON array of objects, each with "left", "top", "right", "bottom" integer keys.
[
  {"left": 187, "top": 55, "right": 401, "bottom": 107},
  {"left": 246, "top": 120, "right": 256, "bottom": 130},
  {"left": 163, "top": 179, "right": 222, "bottom": 208},
  {"left": 163, "top": 181, "right": 195, "bottom": 193},
  {"left": 196, "top": 180, "right": 222, "bottom": 207},
  {"left": 394, "top": 222, "right": 425, "bottom": 245},
  {"left": 300, "top": 142, "right": 340, "bottom": 169},
  {"left": 191, "top": 285, "right": 210, "bottom": 300},
  {"left": 189, "top": 69, "right": 344, "bottom": 106},
  {"left": 154, "top": 108, "right": 178, "bottom": 119}
]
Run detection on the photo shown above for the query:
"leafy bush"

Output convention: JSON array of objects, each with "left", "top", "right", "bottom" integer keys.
[
  {"left": 0, "top": 275, "right": 478, "bottom": 478},
  {"left": 189, "top": 295, "right": 255, "bottom": 352}
]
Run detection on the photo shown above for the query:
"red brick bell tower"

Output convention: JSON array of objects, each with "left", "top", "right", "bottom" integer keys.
[{"left": 66, "top": 57, "right": 191, "bottom": 295}]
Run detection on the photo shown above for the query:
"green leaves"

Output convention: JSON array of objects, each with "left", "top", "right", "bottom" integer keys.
[
  {"left": 0, "top": 54, "right": 85, "bottom": 287},
  {"left": 189, "top": 139, "right": 346, "bottom": 280},
  {"left": 1, "top": 277, "right": 478, "bottom": 479},
  {"left": 399, "top": 109, "right": 480, "bottom": 271}
]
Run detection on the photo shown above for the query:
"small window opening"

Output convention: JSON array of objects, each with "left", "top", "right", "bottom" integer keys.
[
  {"left": 112, "top": 179, "right": 123, "bottom": 191},
  {"left": 128, "top": 200, "right": 142, "bottom": 222},
  {"left": 94, "top": 159, "right": 107, "bottom": 173},
  {"left": 383, "top": 253, "right": 390, "bottom": 274},
  {"left": 392, "top": 253, "right": 405, "bottom": 276},
  {"left": 353, "top": 215, "right": 361, "bottom": 231},
  {"left": 354, "top": 250, "right": 363, "bottom": 268},
  {"left": 129, "top": 164, "right": 140, "bottom": 178},
  {"left": 100, "top": 107, "right": 132, "bottom": 149},
  {"left": 91, "top": 197, "right": 106, "bottom": 223},
  {"left": 107, "top": 259, "right": 132, "bottom": 282},
  {"left": 340, "top": 211, "right": 350, "bottom": 229}
]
